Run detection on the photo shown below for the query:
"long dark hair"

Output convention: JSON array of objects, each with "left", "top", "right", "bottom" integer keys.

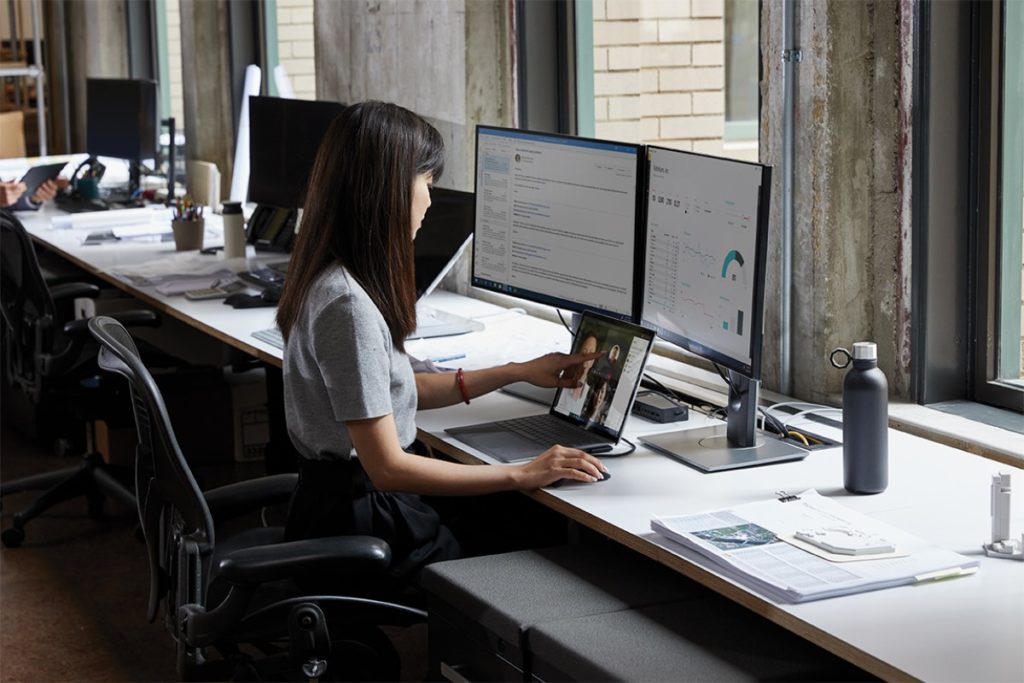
[{"left": 276, "top": 101, "right": 445, "bottom": 351}]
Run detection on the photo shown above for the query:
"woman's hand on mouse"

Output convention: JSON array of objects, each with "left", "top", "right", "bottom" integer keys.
[{"left": 513, "top": 445, "right": 608, "bottom": 489}]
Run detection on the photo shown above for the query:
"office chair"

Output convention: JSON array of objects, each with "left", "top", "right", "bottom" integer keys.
[
  {"left": 0, "top": 209, "right": 159, "bottom": 548},
  {"left": 88, "top": 315, "right": 426, "bottom": 681}
]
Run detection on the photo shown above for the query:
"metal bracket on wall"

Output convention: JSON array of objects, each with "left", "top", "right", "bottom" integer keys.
[{"left": 782, "top": 49, "right": 804, "bottom": 63}]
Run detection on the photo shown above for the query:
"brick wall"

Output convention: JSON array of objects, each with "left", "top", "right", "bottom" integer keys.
[
  {"left": 593, "top": 0, "right": 755, "bottom": 161},
  {"left": 276, "top": 0, "right": 317, "bottom": 100},
  {"left": 167, "top": 0, "right": 184, "bottom": 129}
]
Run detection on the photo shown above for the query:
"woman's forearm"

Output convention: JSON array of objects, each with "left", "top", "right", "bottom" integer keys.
[{"left": 416, "top": 363, "right": 523, "bottom": 409}]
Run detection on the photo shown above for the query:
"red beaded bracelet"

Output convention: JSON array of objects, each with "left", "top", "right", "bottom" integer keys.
[{"left": 456, "top": 367, "right": 471, "bottom": 405}]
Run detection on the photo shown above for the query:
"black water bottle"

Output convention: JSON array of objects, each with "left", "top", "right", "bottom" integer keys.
[{"left": 831, "top": 342, "right": 888, "bottom": 494}]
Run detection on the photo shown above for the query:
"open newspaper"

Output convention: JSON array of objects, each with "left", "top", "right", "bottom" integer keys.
[{"left": 652, "top": 490, "right": 978, "bottom": 603}]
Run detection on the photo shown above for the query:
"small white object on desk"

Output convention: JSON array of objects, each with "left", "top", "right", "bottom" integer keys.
[
  {"left": 983, "top": 472, "right": 1024, "bottom": 560},
  {"left": 794, "top": 527, "right": 895, "bottom": 556}
]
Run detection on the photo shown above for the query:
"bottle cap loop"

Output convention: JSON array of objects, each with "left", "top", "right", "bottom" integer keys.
[{"left": 830, "top": 347, "right": 852, "bottom": 369}]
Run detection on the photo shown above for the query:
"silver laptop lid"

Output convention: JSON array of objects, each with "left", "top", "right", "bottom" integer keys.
[{"left": 550, "top": 312, "right": 656, "bottom": 442}]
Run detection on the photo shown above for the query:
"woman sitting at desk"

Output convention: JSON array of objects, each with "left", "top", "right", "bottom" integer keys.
[{"left": 275, "top": 101, "right": 607, "bottom": 578}]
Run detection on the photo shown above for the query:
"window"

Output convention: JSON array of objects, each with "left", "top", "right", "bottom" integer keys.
[
  {"left": 917, "top": 0, "right": 1023, "bottom": 415},
  {"left": 263, "top": 0, "right": 317, "bottom": 100},
  {"left": 582, "top": 0, "right": 758, "bottom": 162},
  {"left": 975, "top": 0, "right": 1024, "bottom": 410}
]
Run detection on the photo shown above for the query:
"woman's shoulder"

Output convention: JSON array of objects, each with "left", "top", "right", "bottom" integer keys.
[{"left": 307, "top": 266, "right": 369, "bottom": 312}]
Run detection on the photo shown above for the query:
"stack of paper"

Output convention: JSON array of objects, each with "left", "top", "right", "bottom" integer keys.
[{"left": 651, "top": 490, "right": 979, "bottom": 603}]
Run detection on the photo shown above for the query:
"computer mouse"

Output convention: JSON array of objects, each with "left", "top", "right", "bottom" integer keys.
[
  {"left": 549, "top": 469, "right": 610, "bottom": 488},
  {"left": 223, "top": 292, "right": 251, "bottom": 307},
  {"left": 260, "top": 285, "right": 283, "bottom": 304}
]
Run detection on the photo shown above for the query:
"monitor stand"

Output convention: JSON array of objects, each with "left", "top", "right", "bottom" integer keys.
[{"left": 639, "top": 372, "right": 807, "bottom": 472}]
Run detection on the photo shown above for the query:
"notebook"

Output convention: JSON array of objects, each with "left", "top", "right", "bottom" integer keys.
[{"left": 445, "top": 312, "right": 655, "bottom": 462}]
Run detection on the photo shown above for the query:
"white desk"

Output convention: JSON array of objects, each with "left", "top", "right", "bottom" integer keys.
[
  {"left": 16, "top": 205, "right": 285, "bottom": 366},
  {"left": 417, "top": 390, "right": 1024, "bottom": 682},
  {"left": 16, "top": 205, "right": 1024, "bottom": 682}
]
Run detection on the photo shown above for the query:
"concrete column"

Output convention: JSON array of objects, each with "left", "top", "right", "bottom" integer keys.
[
  {"left": 179, "top": 0, "right": 236, "bottom": 198},
  {"left": 64, "top": 0, "right": 130, "bottom": 150},
  {"left": 314, "top": 0, "right": 514, "bottom": 293},
  {"left": 762, "top": 0, "right": 913, "bottom": 402}
]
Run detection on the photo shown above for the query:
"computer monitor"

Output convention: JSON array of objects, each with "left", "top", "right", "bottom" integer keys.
[
  {"left": 415, "top": 187, "right": 475, "bottom": 299},
  {"left": 247, "top": 95, "right": 345, "bottom": 208},
  {"left": 638, "top": 146, "right": 806, "bottom": 472},
  {"left": 86, "top": 78, "right": 158, "bottom": 193},
  {"left": 471, "top": 125, "right": 644, "bottom": 322}
]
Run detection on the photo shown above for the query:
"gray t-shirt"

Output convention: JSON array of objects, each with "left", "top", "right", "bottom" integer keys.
[{"left": 283, "top": 265, "right": 418, "bottom": 461}]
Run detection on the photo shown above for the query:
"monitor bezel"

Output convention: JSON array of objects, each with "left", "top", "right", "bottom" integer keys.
[
  {"left": 247, "top": 95, "right": 346, "bottom": 209},
  {"left": 639, "top": 145, "right": 772, "bottom": 380},
  {"left": 471, "top": 124, "right": 646, "bottom": 324},
  {"left": 415, "top": 187, "right": 475, "bottom": 300},
  {"left": 86, "top": 78, "right": 158, "bottom": 162}
]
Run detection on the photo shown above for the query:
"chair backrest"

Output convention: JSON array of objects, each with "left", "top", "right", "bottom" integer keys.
[
  {"left": 88, "top": 315, "right": 215, "bottom": 622},
  {"left": 1, "top": 210, "right": 60, "bottom": 401},
  {"left": 186, "top": 160, "right": 221, "bottom": 208}
]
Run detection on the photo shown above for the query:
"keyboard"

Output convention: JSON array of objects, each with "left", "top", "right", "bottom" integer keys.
[
  {"left": 494, "top": 414, "right": 597, "bottom": 449},
  {"left": 252, "top": 327, "right": 284, "bottom": 349}
]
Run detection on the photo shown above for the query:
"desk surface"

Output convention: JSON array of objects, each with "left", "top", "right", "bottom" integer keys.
[{"left": 17, "top": 203, "right": 1024, "bottom": 682}]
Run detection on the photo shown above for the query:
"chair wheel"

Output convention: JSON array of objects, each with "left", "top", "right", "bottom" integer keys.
[{"left": 2, "top": 526, "right": 25, "bottom": 548}]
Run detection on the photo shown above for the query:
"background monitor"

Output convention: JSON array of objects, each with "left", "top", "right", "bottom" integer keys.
[
  {"left": 86, "top": 78, "right": 158, "bottom": 165},
  {"left": 415, "top": 187, "right": 475, "bottom": 299},
  {"left": 638, "top": 146, "right": 806, "bottom": 471},
  {"left": 471, "top": 125, "right": 644, "bottom": 322},
  {"left": 247, "top": 96, "right": 344, "bottom": 208}
]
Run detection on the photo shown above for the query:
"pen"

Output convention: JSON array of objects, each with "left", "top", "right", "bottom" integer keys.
[{"left": 430, "top": 353, "right": 466, "bottom": 364}]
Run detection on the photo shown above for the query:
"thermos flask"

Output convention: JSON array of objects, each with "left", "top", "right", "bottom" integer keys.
[
  {"left": 222, "top": 201, "right": 247, "bottom": 259},
  {"left": 831, "top": 342, "right": 888, "bottom": 494}
]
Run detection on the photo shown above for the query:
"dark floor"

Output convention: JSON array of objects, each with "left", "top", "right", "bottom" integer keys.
[{"left": 0, "top": 424, "right": 426, "bottom": 682}]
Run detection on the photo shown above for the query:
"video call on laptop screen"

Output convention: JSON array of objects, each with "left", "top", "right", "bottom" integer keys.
[{"left": 553, "top": 314, "right": 654, "bottom": 439}]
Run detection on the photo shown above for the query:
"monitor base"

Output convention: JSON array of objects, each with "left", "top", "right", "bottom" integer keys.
[{"left": 640, "top": 424, "right": 807, "bottom": 473}]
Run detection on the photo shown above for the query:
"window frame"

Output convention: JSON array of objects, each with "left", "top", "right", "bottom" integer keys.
[{"left": 973, "top": 0, "right": 1024, "bottom": 411}]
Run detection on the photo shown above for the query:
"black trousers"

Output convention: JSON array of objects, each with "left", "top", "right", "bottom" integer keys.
[{"left": 285, "top": 458, "right": 461, "bottom": 582}]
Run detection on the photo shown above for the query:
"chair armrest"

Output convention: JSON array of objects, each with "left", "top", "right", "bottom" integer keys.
[
  {"left": 63, "top": 310, "right": 159, "bottom": 337},
  {"left": 217, "top": 536, "right": 392, "bottom": 585},
  {"left": 49, "top": 282, "right": 100, "bottom": 302},
  {"left": 203, "top": 473, "right": 298, "bottom": 521}
]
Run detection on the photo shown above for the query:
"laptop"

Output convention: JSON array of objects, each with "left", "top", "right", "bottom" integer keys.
[{"left": 446, "top": 312, "right": 656, "bottom": 462}]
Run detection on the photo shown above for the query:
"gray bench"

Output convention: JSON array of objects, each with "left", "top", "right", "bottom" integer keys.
[
  {"left": 529, "top": 599, "right": 870, "bottom": 682},
  {"left": 422, "top": 543, "right": 705, "bottom": 681}
]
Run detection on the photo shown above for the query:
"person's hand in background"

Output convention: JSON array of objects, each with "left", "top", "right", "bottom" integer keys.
[
  {"left": 0, "top": 181, "right": 27, "bottom": 207},
  {"left": 31, "top": 179, "right": 61, "bottom": 202}
]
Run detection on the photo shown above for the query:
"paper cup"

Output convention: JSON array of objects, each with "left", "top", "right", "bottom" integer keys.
[{"left": 171, "top": 218, "right": 204, "bottom": 251}]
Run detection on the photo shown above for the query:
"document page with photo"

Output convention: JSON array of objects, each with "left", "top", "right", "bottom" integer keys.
[{"left": 651, "top": 490, "right": 979, "bottom": 603}]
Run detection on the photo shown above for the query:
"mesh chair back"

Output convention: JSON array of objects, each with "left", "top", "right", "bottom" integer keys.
[
  {"left": 88, "top": 315, "right": 215, "bottom": 621},
  {"left": 0, "top": 210, "right": 59, "bottom": 401}
]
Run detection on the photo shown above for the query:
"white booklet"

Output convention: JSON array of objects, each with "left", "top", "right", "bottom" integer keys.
[{"left": 651, "top": 489, "right": 979, "bottom": 603}]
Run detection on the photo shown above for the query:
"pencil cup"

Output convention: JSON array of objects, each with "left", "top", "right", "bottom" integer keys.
[{"left": 171, "top": 218, "right": 205, "bottom": 251}]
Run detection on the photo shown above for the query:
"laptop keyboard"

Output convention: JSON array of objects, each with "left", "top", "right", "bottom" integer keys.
[{"left": 495, "top": 414, "right": 601, "bottom": 448}]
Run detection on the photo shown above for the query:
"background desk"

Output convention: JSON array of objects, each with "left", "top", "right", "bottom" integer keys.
[{"left": 16, "top": 204, "right": 1024, "bottom": 682}]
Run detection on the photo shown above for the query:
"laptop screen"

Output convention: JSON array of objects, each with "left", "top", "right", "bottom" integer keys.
[{"left": 552, "top": 312, "right": 655, "bottom": 441}]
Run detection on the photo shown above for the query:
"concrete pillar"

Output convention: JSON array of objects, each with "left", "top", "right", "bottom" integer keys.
[
  {"left": 179, "top": 0, "right": 236, "bottom": 198},
  {"left": 314, "top": 0, "right": 514, "bottom": 292},
  {"left": 64, "top": 0, "right": 130, "bottom": 150},
  {"left": 762, "top": 0, "right": 913, "bottom": 402}
]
